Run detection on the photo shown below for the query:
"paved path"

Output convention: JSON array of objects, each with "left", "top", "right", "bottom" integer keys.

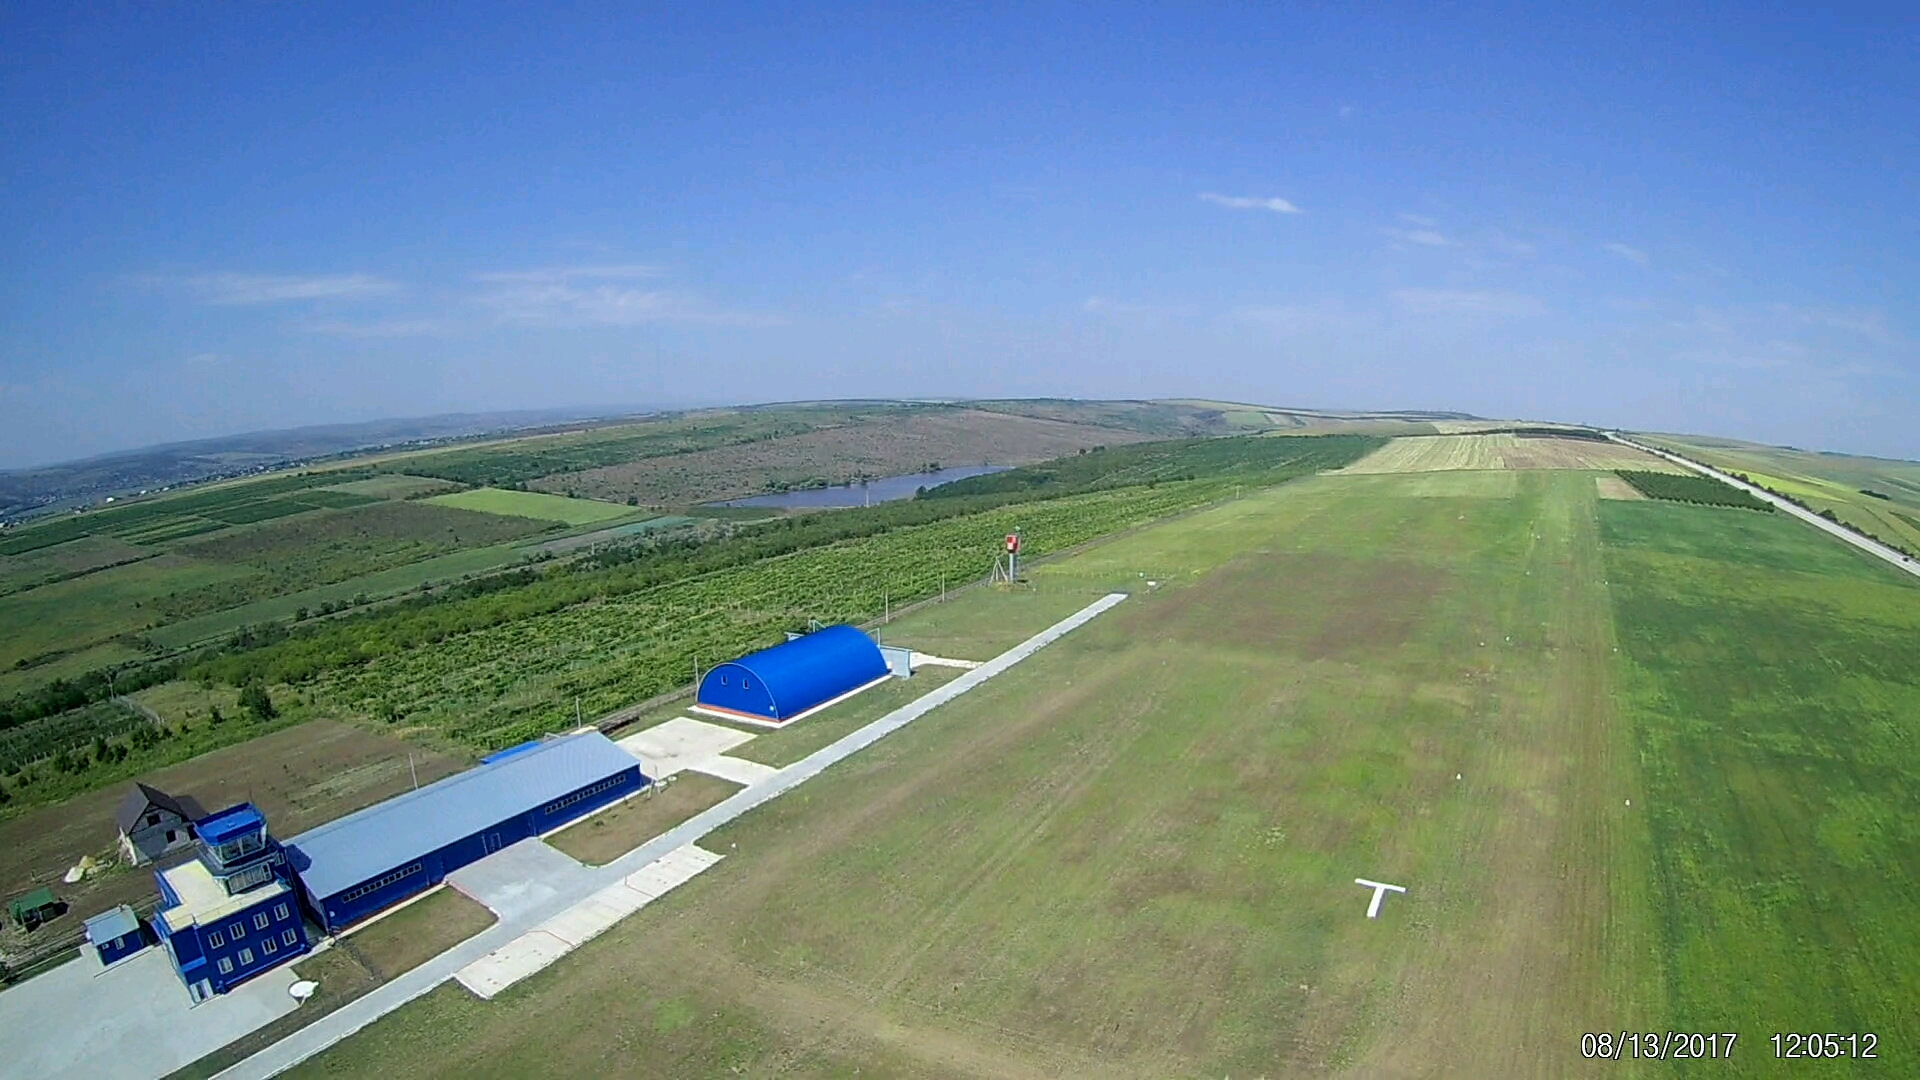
[
  {"left": 1609, "top": 433, "right": 1920, "bottom": 581},
  {"left": 213, "top": 591, "right": 1127, "bottom": 1080}
]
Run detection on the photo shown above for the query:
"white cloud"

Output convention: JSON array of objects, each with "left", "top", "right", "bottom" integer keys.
[
  {"left": 1398, "top": 212, "right": 1438, "bottom": 228},
  {"left": 472, "top": 266, "right": 772, "bottom": 327},
  {"left": 1391, "top": 288, "right": 1545, "bottom": 318},
  {"left": 1234, "top": 303, "right": 1342, "bottom": 333},
  {"left": 1200, "top": 192, "right": 1304, "bottom": 214},
  {"left": 1083, "top": 297, "right": 1199, "bottom": 319},
  {"left": 1382, "top": 227, "right": 1453, "bottom": 248},
  {"left": 1339, "top": 104, "right": 1355, "bottom": 119},
  {"left": 470, "top": 264, "right": 664, "bottom": 285},
  {"left": 301, "top": 319, "right": 450, "bottom": 338},
  {"left": 1602, "top": 242, "right": 1650, "bottom": 266},
  {"left": 158, "top": 272, "right": 403, "bottom": 305}
]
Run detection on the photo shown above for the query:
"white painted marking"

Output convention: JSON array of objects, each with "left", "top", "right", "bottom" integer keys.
[
  {"left": 1355, "top": 878, "right": 1408, "bottom": 919},
  {"left": 686, "top": 755, "right": 779, "bottom": 786},
  {"left": 908, "top": 651, "right": 983, "bottom": 670}
]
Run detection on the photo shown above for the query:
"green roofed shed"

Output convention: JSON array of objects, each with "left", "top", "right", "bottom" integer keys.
[{"left": 8, "top": 887, "right": 61, "bottom": 930}]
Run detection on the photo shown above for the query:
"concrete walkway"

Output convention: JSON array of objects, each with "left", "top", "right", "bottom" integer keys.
[
  {"left": 1610, "top": 434, "right": 1920, "bottom": 581},
  {"left": 213, "top": 591, "right": 1127, "bottom": 1080},
  {"left": 444, "top": 839, "right": 595, "bottom": 921}
]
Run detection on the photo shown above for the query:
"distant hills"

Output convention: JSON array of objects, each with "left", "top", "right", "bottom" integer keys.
[
  {"left": 0, "top": 397, "right": 1490, "bottom": 523},
  {"left": 0, "top": 407, "right": 660, "bottom": 520}
]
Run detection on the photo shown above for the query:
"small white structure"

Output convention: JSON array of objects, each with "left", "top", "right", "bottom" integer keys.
[{"left": 1354, "top": 877, "right": 1407, "bottom": 919}]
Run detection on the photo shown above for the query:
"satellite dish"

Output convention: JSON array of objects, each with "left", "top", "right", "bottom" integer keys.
[{"left": 289, "top": 980, "right": 319, "bottom": 1003}]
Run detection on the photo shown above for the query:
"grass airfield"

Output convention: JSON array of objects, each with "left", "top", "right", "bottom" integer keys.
[{"left": 183, "top": 462, "right": 1920, "bottom": 1076}]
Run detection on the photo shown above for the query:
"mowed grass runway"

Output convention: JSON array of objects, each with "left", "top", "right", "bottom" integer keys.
[{"left": 289, "top": 470, "right": 1917, "bottom": 1078}]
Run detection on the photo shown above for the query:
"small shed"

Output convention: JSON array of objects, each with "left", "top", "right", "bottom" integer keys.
[
  {"left": 115, "top": 783, "right": 205, "bottom": 866},
  {"left": 878, "top": 644, "right": 914, "bottom": 678},
  {"left": 7, "top": 887, "right": 63, "bottom": 931},
  {"left": 694, "top": 625, "right": 891, "bottom": 726},
  {"left": 83, "top": 904, "right": 150, "bottom": 966}
]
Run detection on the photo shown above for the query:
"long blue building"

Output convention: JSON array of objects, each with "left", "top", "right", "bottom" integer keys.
[{"left": 285, "top": 731, "right": 645, "bottom": 933}]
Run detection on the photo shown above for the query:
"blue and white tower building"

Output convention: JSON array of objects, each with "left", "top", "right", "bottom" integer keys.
[{"left": 150, "top": 803, "right": 310, "bottom": 1001}]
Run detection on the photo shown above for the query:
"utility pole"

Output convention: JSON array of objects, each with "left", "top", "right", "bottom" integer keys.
[
  {"left": 575, "top": 697, "right": 582, "bottom": 728},
  {"left": 408, "top": 753, "right": 418, "bottom": 791}
]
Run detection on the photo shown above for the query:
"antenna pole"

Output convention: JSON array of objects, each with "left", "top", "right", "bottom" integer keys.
[{"left": 409, "top": 753, "right": 418, "bottom": 790}]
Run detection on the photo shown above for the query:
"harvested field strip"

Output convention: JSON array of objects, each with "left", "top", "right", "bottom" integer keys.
[
  {"left": 1340, "top": 433, "right": 1680, "bottom": 473},
  {"left": 1594, "top": 475, "right": 1643, "bottom": 500}
]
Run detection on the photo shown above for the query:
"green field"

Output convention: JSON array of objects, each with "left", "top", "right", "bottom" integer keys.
[
  {"left": 1600, "top": 500, "right": 1920, "bottom": 1065},
  {"left": 0, "top": 535, "right": 153, "bottom": 597},
  {"left": 425, "top": 487, "right": 635, "bottom": 524},
  {"left": 0, "top": 554, "right": 252, "bottom": 670},
  {"left": 286, "top": 466, "right": 1920, "bottom": 1078}
]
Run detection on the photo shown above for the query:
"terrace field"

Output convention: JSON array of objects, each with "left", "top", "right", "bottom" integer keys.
[
  {"left": 288, "top": 460, "right": 1920, "bottom": 1078},
  {"left": 424, "top": 487, "right": 634, "bottom": 524}
]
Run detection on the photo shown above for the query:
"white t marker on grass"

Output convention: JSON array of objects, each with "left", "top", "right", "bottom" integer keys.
[{"left": 1355, "top": 878, "right": 1407, "bottom": 919}]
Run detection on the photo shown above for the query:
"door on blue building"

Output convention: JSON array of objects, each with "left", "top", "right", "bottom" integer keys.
[{"left": 482, "top": 831, "right": 503, "bottom": 855}]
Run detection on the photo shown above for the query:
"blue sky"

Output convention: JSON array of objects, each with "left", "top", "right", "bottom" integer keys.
[{"left": 3, "top": 3, "right": 1915, "bottom": 468}]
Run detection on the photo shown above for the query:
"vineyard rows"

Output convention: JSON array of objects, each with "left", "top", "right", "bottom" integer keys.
[{"left": 314, "top": 480, "right": 1225, "bottom": 747}]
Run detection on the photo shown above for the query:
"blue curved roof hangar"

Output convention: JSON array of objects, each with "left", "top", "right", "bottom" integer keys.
[{"left": 697, "top": 625, "right": 889, "bottom": 723}]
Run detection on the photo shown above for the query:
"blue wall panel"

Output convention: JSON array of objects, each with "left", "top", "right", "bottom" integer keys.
[{"left": 310, "top": 764, "right": 643, "bottom": 932}]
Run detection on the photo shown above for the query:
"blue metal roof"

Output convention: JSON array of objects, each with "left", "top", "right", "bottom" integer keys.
[
  {"left": 697, "top": 624, "right": 889, "bottom": 720},
  {"left": 84, "top": 904, "right": 141, "bottom": 943},
  {"left": 285, "top": 732, "right": 641, "bottom": 900},
  {"left": 195, "top": 803, "right": 266, "bottom": 845},
  {"left": 480, "top": 739, "right": 545, "bottom": 765}
]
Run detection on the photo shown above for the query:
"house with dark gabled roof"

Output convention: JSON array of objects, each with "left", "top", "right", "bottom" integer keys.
[{"left": 115, "top": 783, "right": 205, "bottom": 866}]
